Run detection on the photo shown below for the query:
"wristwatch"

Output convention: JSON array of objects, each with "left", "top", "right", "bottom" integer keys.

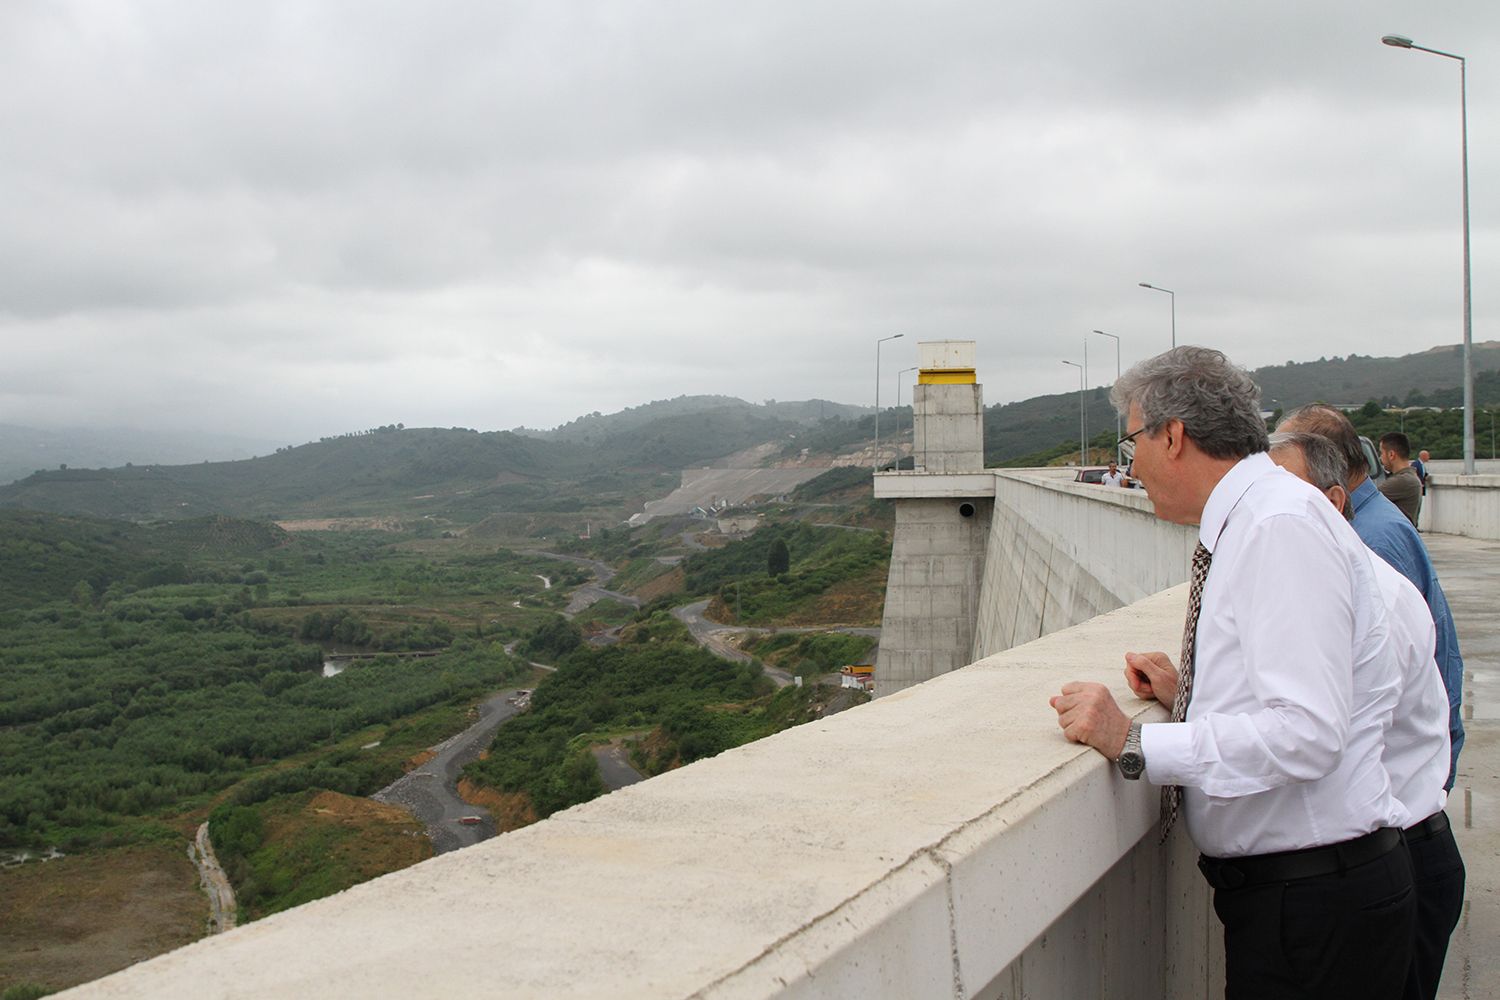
[{"left": 1117, "top": 722, "right": 1145, "bottom": 780}]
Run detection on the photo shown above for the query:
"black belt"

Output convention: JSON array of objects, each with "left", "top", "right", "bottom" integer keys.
[
  {"left": 1404, "top": 809, "right": 1450, "bottom": 845},
  {"left": 1198, "top": 827, "right": 1403, "bottom": 891}
]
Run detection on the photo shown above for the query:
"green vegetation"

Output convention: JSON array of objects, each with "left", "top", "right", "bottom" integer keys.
[
  {"left": 207, "top": 789, "right": 429, "bottom": 921},
  {"left": 993, "top": 429, "right": 1120, "bottom": 468},
  {"left": 464, "top": 632, "right": 852, "bottom": 813},
  {"left": 1340, "top": 403, "right": 1477, "bottom": 461},
  {"left": 790, "top": 466, "right": 872, "bottom": 502},
  {"left": 0, "top": 407, "right": 810, "bottom": 524},
  {"left": 677, "top": 522, "right": 889, "bottom": 624},
  {"left": 464, "top": 641, "right": 771, "bottom": 815},
  {"left": 0, "top": 510, "right": 560, "bottom": 852},
  {"left": 740, "top": 632, "right": 876, "bottom": 679},
  {"left": 766, "top": 537, "right": 791, "bottom": 576},
  {"left": 2, "top": 985, "right": 54, "bottom": 1000},
  {"left": 1254, "top": 347, "right": 1500, "bottom": 412}
]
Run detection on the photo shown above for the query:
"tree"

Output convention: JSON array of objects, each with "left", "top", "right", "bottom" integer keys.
[{"left": 767, "top": 538, "right": 790, "bottom": 576}]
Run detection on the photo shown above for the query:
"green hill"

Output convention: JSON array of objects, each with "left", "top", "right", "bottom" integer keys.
[
  {"left": 1253, "top": 342, "right": 1500, "bottom": 409},
  {"left": 977, "top": 343, "right": 1500, "bottom": 466},
  {"left": 514, "top": 395, "right": 865, "bottom": 443},
  {"left": 0, "top": 408, "right": 807, "bottom": 523}
]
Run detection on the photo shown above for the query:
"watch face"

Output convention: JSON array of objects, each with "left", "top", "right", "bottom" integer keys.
[{"left": 1118, "top": 751, "right": 1145, "bottom": 778}]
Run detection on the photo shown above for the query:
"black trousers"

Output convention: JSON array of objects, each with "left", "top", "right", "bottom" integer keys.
[
  {"left": 1213, "top": 842, "right": 1416, "bottom": 1000},
  {"left": 1403, "top": 821, "right": 1466, "bottom": 1000}
]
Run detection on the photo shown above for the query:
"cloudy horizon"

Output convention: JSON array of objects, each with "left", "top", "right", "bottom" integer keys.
[{"left": 2, "top": 1, "right": 1497, "bottom": 442}]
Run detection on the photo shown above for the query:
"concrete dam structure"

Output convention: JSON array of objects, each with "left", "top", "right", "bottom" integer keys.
[{"left": 874, "top": 341, "right": 1195, "bottom": 696}]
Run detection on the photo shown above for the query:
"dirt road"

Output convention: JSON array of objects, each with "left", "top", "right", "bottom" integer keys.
[
  {"left": 188, "top": 823, "right": 237, "bottom": 934},
  {"left": 371, "top": 689, "right": 527, "bottom": 854}
]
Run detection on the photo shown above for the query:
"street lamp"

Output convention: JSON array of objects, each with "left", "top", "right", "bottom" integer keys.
[
  {"left": 873, "top": 334, "right": 904, "bottom": 472},
  {"left": 1062, "top": 360, "right": 1085, "bottom": 465},
  {"left": 1383, "top": 33, "right": 1475, "bottom": 475},
  {"left": 1093, "top": 330, "right": 1121, "bottom": 459},
  {"left": 1138, "top": 283, "right": 1176, "bottom": 348},
  {"left": 896, "top": 366, "right": 919, "bottom": 469}
]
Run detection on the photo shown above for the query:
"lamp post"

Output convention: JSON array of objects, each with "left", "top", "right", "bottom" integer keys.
[
  {"left": 1383, "top": 34, "right": 1475, "bottom": 476},
  {"left": 1138, "top": 283, "right": 1176, "bottom": 349},
  {"left": 873, "top": 334, "right": 904, "bottom": 472},
  {"left": 1062, "top": 360, "right": 1085, "bottom": 465},
  {"left": 896, "top": 366, "right": 918, "bottom": 470},
  {"left": 1093, "top": 330, "right": 1121, "bottom": 460}
]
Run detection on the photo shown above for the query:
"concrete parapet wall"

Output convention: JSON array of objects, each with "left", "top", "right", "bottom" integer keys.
[
  {"left": 61, "top": 589, "right": 1222, "bottom": 1000},
  {"left": 972, "top": 472, "right": 1196, "bottom": 660},
  {"left": 1419, "top": 473, "right": 1500, "bottom": 540}
]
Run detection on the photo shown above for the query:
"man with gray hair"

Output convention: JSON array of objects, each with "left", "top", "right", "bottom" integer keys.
[
  {"left": 1269, "top": 431, "right": 1464, "bottom": 1000},
  {"left": 1050, "top": 347, "right": 1414, "bottom": 999},
  {"left": 1276, "top": 404, "right": 1464, "bottom": 795}
]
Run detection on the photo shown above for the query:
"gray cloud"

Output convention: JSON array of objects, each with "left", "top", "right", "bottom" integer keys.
[{"left": 0, "top": 0, "right": 1497, "bottom": 440}]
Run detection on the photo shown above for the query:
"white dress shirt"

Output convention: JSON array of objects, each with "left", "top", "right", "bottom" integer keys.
[
  {"left": 1369, "top": 552, "right": 1450, "bottom": 824},
  {"left": 1141, "top": 453, "right": 1410, "bottom": 857}
]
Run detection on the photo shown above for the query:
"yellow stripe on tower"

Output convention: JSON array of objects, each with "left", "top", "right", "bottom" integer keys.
[{"left": 917, "top": 369, "right": 977, "bottom": 384}]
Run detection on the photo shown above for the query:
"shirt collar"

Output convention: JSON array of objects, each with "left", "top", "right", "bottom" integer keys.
[
  {"left": 1350, "top": 476, "right": 1379, "bottom": 512},
  {"left": 1197, "top": 452, "right": 1275, "bottom": 553}
]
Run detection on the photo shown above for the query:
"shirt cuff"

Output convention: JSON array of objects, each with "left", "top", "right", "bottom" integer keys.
[{"left": 1140, "top": 721, "right": 1194, "bottom": 786}]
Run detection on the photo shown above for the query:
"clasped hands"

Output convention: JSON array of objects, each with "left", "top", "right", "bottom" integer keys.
[{"left": 1048, "top": 651, "right": 1179, "bottom": 761}]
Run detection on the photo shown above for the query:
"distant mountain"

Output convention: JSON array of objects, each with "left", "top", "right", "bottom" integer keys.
[
  {"left": 3, "top": 346, "right": 1493, "bottom": 521},
  {"left": 0, "top": 425, "right": 281, "bottom": 487},
  {"left": 0, "top": 407, "right": 805, "bottom": 523},
  {"left": 1251, "top": 342, "right": 1500, "bottom": 409},
  {"left": 514, "top": 396, "right": 867, "bottom": 443},
  {"left": 978, "top": 342, "right": 1500, "bottom": 465}
]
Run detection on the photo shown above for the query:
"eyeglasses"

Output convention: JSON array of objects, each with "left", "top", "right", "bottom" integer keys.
[{"left": 1116, "top": 426, "right": 1147, "bottom": 448}]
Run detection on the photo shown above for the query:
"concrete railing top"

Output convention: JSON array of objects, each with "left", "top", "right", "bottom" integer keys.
[
  {"left": 1426, "top": 472, "right": 1500, "bottom": 488},
  {"left": 992, "top": 468, "right": 1158, "bottom": 513},
  {"left": 62, "top": 589, "right": 1188, "bottom": 1000}
]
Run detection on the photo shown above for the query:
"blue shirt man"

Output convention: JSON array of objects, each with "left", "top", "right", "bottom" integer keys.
[{"left": 1349, "top": 476, "right": 1464, "bottom": 786}]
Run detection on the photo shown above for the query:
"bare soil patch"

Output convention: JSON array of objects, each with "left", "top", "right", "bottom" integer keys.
[
  {"left": 405, "top": 749, "right": 438, "bottom": 772},
  {"left": 457, "top": 780, "right": 539, "bottom": 834},
  {"left": 630, "top": 565, "right": 685, "bottom": 602},
  {"left": 275, "top": 517, "right": 410, "bottom": 532},
  {"left": 776, "top": 571, "right": 888, "bottom": 627},
  {"left": 0, "top": 842, "right": 206, "bottom": 995}
]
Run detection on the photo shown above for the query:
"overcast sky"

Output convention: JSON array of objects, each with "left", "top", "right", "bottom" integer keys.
[{"left": 2, "top": 1, "right": 1497, "bottom": 443}]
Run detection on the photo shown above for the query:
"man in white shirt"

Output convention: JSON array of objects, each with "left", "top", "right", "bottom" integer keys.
[
  {"left": 1049, "top": 347, "right": 1415, "bottom": 999},
  {"left": 1100, "top": 460, "right": 1127, "bottom": 487},
  {"left": 1266, "top": 431, "right": 1460, "bottom": 1000}
]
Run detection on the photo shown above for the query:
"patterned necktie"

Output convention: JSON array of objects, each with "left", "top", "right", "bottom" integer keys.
[{"left": 1161, "top": 541, "right": 1212, "bottom": 841}]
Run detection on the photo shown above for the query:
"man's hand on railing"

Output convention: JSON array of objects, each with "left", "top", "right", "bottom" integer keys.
[
  {"left": 1049, "top": 682, "right": 1130, "bottom": 760},
  {"left": 1124, "top": 651, "right": 1178, "bottom": 706}
]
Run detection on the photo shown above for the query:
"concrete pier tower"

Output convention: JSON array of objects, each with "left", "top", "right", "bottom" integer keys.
[{"left": 873, "top": 341, "right": 995, "bottom": 696}]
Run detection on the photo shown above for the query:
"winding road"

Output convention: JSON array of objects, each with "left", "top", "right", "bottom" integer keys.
[
  {"left": 371, "top": 688, "right": 529, "bottom": 854},
  {"left": 517, "top": 550, "right": 642, "bottom": 617}
]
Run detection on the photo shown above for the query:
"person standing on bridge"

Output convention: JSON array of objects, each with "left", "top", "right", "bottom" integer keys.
[
  {"left": 1265, "top": 430, "right": 1463, "bottom": 1000},
  {"left": 1049, "top": 346, "right": 1415, "bottom": 1000},
  {"left": 1275, "top": 404, "right": 1464, "bottom": 787}
]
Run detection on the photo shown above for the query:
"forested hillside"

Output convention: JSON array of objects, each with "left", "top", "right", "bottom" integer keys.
[
  {"left": 514, "top": 394, "right": 865, "bottom": 443},
  {"left": 0, "top": 407, "right": 803, "bottom": 523},
  {"left": 977, "top": 344, "right": 1500, "bottom": 465},
  {"left": 0, "top": 508, "right": 607, "bottom": 865}
]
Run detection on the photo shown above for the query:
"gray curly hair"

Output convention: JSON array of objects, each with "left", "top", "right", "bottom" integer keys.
[{"left": 1110, "top": 346, "right": 1268, "bottom": 460}]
